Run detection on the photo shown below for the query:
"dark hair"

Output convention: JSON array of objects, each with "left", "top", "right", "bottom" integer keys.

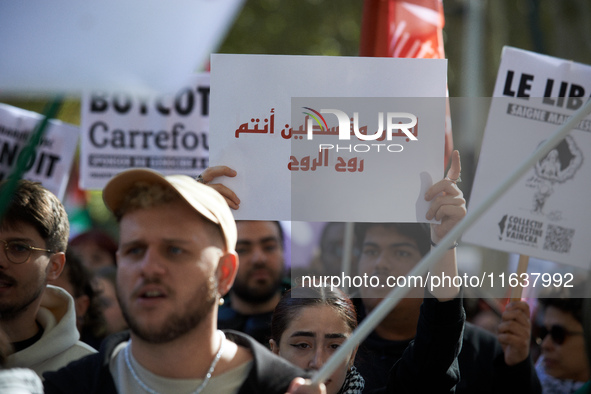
[
  {"left": 354, "top": 222, "right": 431, "bottom": 257},
  {"left": 63, "top": 250, "right": 107, "bottom": 339},
  {"left": 270, "top": 286, "right": 357, "bottom": 343},
  {"left": 70, "top": 229, "right": 118, "bottom": 266},
  {"left": 272, "top": 221, "right": 285, "bottom": 249},
  {"left": 0, "top": 179, "right": 69, "bottom": 252},
  {"left": 236, "top": 220, "right": 285, "bottom": 249},
  {"left": 320, "top": 222, "right": 360, "bottom": 261},
  {"left": 538, "top": 282, "right": 586, "bottom": 324}
]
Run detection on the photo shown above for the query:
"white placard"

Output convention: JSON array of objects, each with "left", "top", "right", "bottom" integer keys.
[
  {"left": 464, "top": 47, "right": 591, "bottom": 269},
  {"left": 0, "top": 103, "right": 79, "bottom": 200},
  {"left": 210, "top": 54, "right": 447, "bottom": 222},
  {"left": 0, "top": 1, "right": 243, "bottom": 94},
  {"left": 80, "top": 74, "right": 210, "bottom": 190}
]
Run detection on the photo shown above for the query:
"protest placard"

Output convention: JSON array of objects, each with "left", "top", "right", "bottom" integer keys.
[
  {"left": 0, "top": 1, "right": 243, "bottom": 94},
  {"left": 463, "top": 47, "right": 591, "bottom": 270},
  {"left": 210, "top": 54, "right": 447, "bottom": 222},
  {"left": 79, "top": 74, "right": 210, "bottom": 190},
  {"left": 0, "top": 103, "right": 78, "bottom": 200}
]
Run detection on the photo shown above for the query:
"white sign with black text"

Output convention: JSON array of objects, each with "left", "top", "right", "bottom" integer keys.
[
  {"left": 0, "top": 103, "right": 79, "bottom": 200},
  {"left": 210, "top": 54, "right": 447, "bottom": 222},
  {"left": 464, "top": 47, "right": 591, "bottom": 269},
  {"left": 80, "top": 74, "right": 210, "bottom": 190}
]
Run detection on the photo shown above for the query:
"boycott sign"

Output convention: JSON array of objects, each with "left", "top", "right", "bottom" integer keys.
[
  {"left": 210, "top": 54, "right": 447, "bottom": 221},
  {"left": 80, "top": 73, "right": 210, "bottom": 190},
  {"left": 0, "top": 103, "right": 78, "bottom": 200},
  {"left": 463, "top": 47, "right": 591, "bottom": 269}
]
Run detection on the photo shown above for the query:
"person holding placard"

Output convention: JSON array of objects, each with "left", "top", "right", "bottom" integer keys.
[
  {"left": 352, "top": 223, "right": 540, "bottom": 393},
  {"left": 352, "top": 210, "right": 541, "bottom": 391},
  {"left": 43, "top": 169, "right": 324, "bottom": 394},
  {"left": 199, "top": 149, "right": 468, "bottom": 393}
]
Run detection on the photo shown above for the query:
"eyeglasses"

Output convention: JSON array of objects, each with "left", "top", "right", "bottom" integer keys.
[
  {"left": 0, "top": 239, "right": 53, "bottom": 264},
  {"left": 536, "top": 324, "right": 584, "bottom": 345}
]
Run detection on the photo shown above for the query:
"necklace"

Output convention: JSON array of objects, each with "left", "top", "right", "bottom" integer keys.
[{"left": 124, "top": 330, "right": 226, "bottom": 394}]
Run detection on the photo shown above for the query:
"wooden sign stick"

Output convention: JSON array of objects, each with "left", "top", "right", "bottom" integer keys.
[{"left": 510, "top": 254, "right": 530, "bottom": 301}]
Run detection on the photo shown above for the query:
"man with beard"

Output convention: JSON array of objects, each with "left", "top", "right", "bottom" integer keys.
[
  {"left": 218, "top": 220, "right": 288, "bottom": 345},
  {"left": 43, "top": 169, "right": 323, "bottom": 394},
  {"left": 0, "top": 180, "right": 96, "bottom": 376}
]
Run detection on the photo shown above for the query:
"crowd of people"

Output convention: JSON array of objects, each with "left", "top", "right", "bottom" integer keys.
[{"left": 0, "top": 149, "right": 589, "bottom": 393}]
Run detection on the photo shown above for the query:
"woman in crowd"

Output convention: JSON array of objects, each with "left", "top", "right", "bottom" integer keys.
[
  {"left": 270, "top": 286, "right": 364, "bottom": 394},
  {"left": 535, "top": 283, "right": 589, "bottom": 393},
  {"left": 48, "top": 250, "right": 107, "bottom": 349},
  {"left": 94, "top": 266, "right": 128, "bottom": 336}
]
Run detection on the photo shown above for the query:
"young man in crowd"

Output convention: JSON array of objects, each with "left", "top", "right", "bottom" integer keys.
[
  {"left": 353, "top": 221, "right": 541, "bottom": 393},
  {"left": 353, "top": 152, "right": 541, "bottom": 394},
  {"left": 43, "top": 169, "right": 323, "bottom": 394},
  {"left": 0, "top": 180, "right": 96, "bottom": 376},
  {"left": 218, "top": 220, "right": 289, "bottom": 345}
]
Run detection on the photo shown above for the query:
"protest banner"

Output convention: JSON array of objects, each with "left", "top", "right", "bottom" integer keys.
[
  {"left": 79, "top": 74, "right": 210, "bottom": 190},
  {"left": 0, "top": 103, "right": 78, "bottom": 200},
  {"left": 210, "top": 54, "right": 447, "bottom": 222},
  {"left": 0, "top": 0, "right": 243, "bottom": 94},
  {"left": 463, "top": 47, "right": 591, "bottom": 270}
]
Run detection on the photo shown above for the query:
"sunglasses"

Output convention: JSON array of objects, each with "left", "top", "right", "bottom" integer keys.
[{"left": 536, "top": 324, "right": 584, "bottom": 345}]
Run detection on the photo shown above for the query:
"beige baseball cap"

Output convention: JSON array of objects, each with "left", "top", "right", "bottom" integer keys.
[{"left": 102, "top": 168, "right": 237, "bottom": 251}]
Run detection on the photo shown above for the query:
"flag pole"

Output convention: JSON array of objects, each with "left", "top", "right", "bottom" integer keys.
[
  {"left": 340, "top": 222, "right": 355, "bottom": 294},
  {"left": 312, "top": 97, "right": 591, "bottom": 385}
]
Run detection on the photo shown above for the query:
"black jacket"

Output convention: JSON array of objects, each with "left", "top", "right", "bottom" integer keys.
[
  {"left": 380, "top": 294, "right": 465, "bottom": 394},
  {"left": 356, "top": 307, "right": 541, "bottom": 394},
  {"left": 43, "top": 330, "right": 308, "bottom": 394}
]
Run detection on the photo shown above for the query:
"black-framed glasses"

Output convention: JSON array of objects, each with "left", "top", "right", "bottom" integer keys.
[
  {"left": 536, "top": 324, "right": 584, "bottom": 345},
  {"left": 0, "top": 239, "right": 53, "bottom": 264}
]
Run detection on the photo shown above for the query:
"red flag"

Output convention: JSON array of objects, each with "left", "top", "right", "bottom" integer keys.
[{"left": 360, "top": 0, "right": 453, "bottom": 168}]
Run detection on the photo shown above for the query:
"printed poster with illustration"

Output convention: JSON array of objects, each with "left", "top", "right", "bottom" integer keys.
[
  {"left": 210, "top": 54, "right": 447, "bottom": 222},
  {"left": 463, "top": 47, "right": 591, "bottom": 269}
]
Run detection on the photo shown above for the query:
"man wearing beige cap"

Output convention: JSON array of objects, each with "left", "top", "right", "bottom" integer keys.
[{"left": 43, "top": 169, "right": 323, "bottom": 394}]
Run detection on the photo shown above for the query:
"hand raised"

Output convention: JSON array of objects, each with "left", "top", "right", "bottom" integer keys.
[
  {"left": 425, "top": 150, "right": 466, "bottom": 243},
  {"left": 197, "top": 166, "right": 240, "bottom": 209}
]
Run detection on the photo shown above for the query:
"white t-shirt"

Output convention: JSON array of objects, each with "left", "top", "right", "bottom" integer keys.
[{"left": 110, "top": 341, "right": 252, "bottom": 394}]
